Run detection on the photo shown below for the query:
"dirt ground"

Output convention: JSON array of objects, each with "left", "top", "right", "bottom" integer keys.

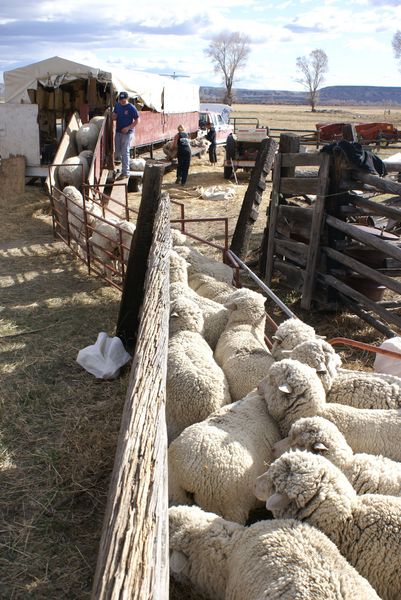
[{"left": 1, "top": 103, "right": 398, "bottom": 598}]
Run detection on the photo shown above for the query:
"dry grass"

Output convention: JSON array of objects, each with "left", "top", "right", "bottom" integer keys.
[{"left": 0, "top": 103, "right": 396, "bottom": 597}]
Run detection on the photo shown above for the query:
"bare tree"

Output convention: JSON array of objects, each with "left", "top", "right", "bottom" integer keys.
[
  {"left": 204, "top": 32, "right": 251, "bottom": 105},
  {"left": 392, "top": 30, "right": 401, "bottom": 67},
  {"left": 296, "top": 49, "right": 328, "bottom": 112}
]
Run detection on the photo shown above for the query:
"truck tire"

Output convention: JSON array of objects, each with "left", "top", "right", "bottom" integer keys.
[
  {"left": 225, "top": 133, "right": 236, "bottom": 160},
  {"left": 224, "top": 165, "right": 233, "bottom": 179}
]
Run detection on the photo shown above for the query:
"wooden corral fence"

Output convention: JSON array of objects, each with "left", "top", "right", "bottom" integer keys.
[
  {"left": 260, "top": 133, "right": 401, "bottom": 336},
  {"left": 92, "top": 165, "right": 170, "bottom": 599}
]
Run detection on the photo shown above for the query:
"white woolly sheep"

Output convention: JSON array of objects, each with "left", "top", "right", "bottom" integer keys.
[
  {"left": 214, "top": 288, "right": 273, "bottom": 401},
  {"left": 57, "top": 155, "right": 89, "bottom": 190},
  {"left": 63, "top": 185, "right": 102, "bottom": 245},
  {"left": 89, "top": 218, "right": 120, "bottom": 268},
  {"left": 129, "top": 157, "right": 146, "bottom": 171},
  {"left": 289, "top": 338, "right": 401, "bottom": 408},
  {"left": 188, "top": 272, "right": 236, "bottom": 303},
  {"left": 259, "top": 358, "right": 401, "bottom": 461},
  {"left": 76, "top": 122, "right": 99, "bottom": 152},
  {"left": 168, "top": 389, "right": 281, "bottom": 524},
  {"left": 170, "top": 281, "right": 228, "bottom": 350},
  {"left": 273, "top": 416, "right": 401, "bottom": 496},
  {"left": 89, "top": 115, "right": 105, "bottom": 131},
  {"left": 163, "top": 140, "right": 177, "bottom": 160},
  {"left": 175, "top": 244, "right": 234, "bottom": 285},
  {"left": 256, "top": 450, "right": 401, "bottom": 600},
  {"left": 171, "top": 228, "right": 191, "bottom": 247},
  {"left": 170, "top": 249, "right": 189, "bottom": 284},
  {"left": 115, "top": 219, "right": 136, "bottom": 264},
  {"left": 167, "top": 297, "right": 231, "bottom": 442},
  {"left": 271, "top": 317, "right": 319, "bottom": 360},
  {"left": 169, "top": 505, "right": 381, "bottom": 600}
]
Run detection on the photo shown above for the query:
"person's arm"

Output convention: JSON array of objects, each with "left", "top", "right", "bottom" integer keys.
[
  {"left": 121, "top": 107, "right": 140, "bottom": 133},
  {"left": 171, "top": 133, "right": 179, "bottom": 150},
  {"left": 112, "top": 105, "right": 118, "bottom": 121}
]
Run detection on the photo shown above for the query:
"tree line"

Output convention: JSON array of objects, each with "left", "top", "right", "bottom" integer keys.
[{"left": 205, "top": 30, "right": 401, "bottom": 112}]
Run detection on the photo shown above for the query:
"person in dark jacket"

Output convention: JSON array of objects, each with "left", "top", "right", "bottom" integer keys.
[
  {"left": 206, "top": 122, "right": 217, "bottom": 164},
  {"left": 172, "top": 125, "right": 192, "bottom": 185}
]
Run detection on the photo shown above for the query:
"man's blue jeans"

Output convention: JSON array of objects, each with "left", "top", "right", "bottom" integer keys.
[{"left": 115, "top": 131, "right": 134, "bottom": 176}]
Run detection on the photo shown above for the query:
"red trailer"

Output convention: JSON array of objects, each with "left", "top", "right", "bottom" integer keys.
[{"left": 316, "top": 121, "right": 400, "bottom": 146}]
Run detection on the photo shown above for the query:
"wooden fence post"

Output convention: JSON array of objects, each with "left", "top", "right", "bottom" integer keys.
[
  {"left": 116, "top": 163, "right": 166, "bottom": 351},
  {"left": 230, "top": 137, "right": 277, "bottom": 260},
  {"left": 92, "top": 194, "right": 171, "bottom": 600}
]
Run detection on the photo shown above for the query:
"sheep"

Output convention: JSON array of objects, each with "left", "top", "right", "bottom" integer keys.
[
  {"left": 188, "top": 272, "right": 237, "bottom": 303},
  {"left": 171, "top": 228, "right": 191, "bottom": 247},
  {"left": 289, "top": 338, "right": 401, "bottom": 408},
  {"left": 170, "top": 249, "right": 189, "bottom": 284},
  {"left": 75, "top": 122, "right": 99, "bottom": 152},
  {"left": 115, "top": 219, "right": 136, "bottom": 264},
  {"left": 259, "top": 358, "right": 401, "bottom": 461},
  {"left": 89, "top": 115, "right": 105, "bottom": 131},
  {"left": 214, "top": 288, "right": 273, "bottom": 401},
  {"left": 256, "top": 450, "right": 401, "bottom": 600},
  {"left": 169, "top": 505, "right": 381, "bottom": 600},
  {"left": 167, "top": 297, "right": 231, "bottom": 442},
  {"left": 129, "top": 157, "right": 146, "bottom": 171},
  {"left": 168, "top": 389, "right": 281, "bottom": 524},
  {"left": 174, "top": 245, "right": 234, "bottom": 285},
  {"left": 271, "top": 317, "right": 319, "bottom": 360},
  {"left": 170, "top": 282, "right": 228, "bottom": 350},
  {"left": 190, "top": 136, "right": 210, "bottom": 157},
  {"left": 89, "top": 218, "right": 120, "bottom": 268},
  {"left": 163, "top": 140, "right": 177, "bottom": 160},
  {"left": 63, "top": 185, "right": 102, "bottom": 244},
  {"left": 57, "top": 155, "right": 89, "bottom": 190},
  {"left": 274, "top": 416, "right": 401, "bottom": 496}
]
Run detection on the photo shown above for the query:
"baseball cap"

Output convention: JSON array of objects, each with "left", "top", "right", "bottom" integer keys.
[{"left": 119, "top": 91, "right": 129, "bottom": 99}]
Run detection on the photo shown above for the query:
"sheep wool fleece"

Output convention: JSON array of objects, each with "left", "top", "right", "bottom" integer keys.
[{"left": 169, "top": 505, "right": 381, "bottom": 600}]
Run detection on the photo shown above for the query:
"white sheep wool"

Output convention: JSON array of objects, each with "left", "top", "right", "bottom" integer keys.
[{"left": 374, "top": 337, "right": 401, "bottom": 377}]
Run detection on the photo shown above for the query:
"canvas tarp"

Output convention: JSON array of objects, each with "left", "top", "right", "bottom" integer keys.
[{"left": 4, "top": 56, "right": 199, "bottom": 113}]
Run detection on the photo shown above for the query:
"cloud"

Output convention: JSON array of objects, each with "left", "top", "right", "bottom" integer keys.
[{"left": 285, "top": 23, "right": 326, "bottom": 33}]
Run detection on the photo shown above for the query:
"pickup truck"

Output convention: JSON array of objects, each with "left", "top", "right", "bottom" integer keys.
[{"left": 198, "top": 108, "right": 234, "bottom": 145}]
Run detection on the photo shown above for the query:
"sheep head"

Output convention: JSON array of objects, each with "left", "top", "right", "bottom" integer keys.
[
  {"left": 289, "top": 339, "right": 341, "bottom": 391},
  {"left": 271, "top": 318, "right": 317, "bottom": 360}
]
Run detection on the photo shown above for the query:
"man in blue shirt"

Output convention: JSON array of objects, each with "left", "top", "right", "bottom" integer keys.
[{"left": 112, "top": 91, "right": 140, "bottom": 179}]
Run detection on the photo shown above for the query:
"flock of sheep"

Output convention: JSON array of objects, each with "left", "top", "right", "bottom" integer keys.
[
  {"left": 56, "top": 117, "right": 137, "bottom": 273},
  {"left": 167, "top": 229, "right": 401, "bottom": 600}
]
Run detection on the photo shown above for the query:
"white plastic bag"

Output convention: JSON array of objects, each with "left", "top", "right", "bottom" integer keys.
[
  {"left": 373, "top": 336, "right": 401, "bottom": 377},
  {"left": 76, "top": 332, "right": 131, "bottom": 379}
]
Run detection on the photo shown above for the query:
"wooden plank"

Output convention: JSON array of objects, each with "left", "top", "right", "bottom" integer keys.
[
  {"left": 337, "top": 293, "right": 397, "bottom": 338},
  {"left": 323, "top": 245, "right": 401, "bottom": 295},
  {"left": 275, "top": 238, "right": 308, "bottom": 266},
  {"left": 301, "top": 153, "right": 331, "bottom": 309},
  {"left": 264, "top": 153, "right": 282, "bottom": 283},
  {"left": 92, "top": 195, "right": 170, "bottom": 600},
  {"left": 355, "top": 170, "right": 401, "bottom": 195},
  {"left": 279, "top": 177, "right": 319, "bottom": 195},
  {"left": 351, "top": 195, "right": 401, "bottom": 222},
  {"left": 105, "top": 181, "right": 129, "bottom": 219},
  {"left": 325, "top": 214, "right": 401, "bottom": 264},
  {"left": 279, "top": 134, "right": 300, "bottom": 177},
  {"left": 281, "top": 153, "right": 323, "bottom": 168},
  {"left": 279, "top": 205, "right": 312, "bottom": 222},
  {"left": 116, "top": 163, "right": 166, "bottom": 351},
  {"left": 230, "top": 137, "right": 277, "bottom": 259},
  {"left": 321, "top": 273, "right": 401, "bottom": 329},
  {"left": 274, "top": 258, "right": 305, "bottom": 289}
]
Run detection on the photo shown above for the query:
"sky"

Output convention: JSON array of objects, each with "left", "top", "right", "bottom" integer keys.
[{"left": 1, "top": 0, "right": 401, "bottom": 92}]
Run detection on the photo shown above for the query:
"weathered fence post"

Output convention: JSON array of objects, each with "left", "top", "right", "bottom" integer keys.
[
  {"left": 92, "top": 193, "right": 171, "bottom": 600},
  {"left": 230, "top": 137, "right": 277, "bottom": 260},
  {"left": 116, "top": 162, "right": 166, "bottom": 351}
]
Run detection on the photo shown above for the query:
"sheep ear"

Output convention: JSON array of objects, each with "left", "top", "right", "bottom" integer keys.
[
  {"left": 271, "top": 335, "right": 280, "bottom": 341},
  {"left": 278, "top": 383, "right": 292, "bottom": 394},
  {"left": 266, "top": 492, "right": 291, "bottom": 511},
  {"left": 170, "top": 312, "right": 179, "bottom": 318},
  {"left": 316, "top": 364, "right": 327, "bottom": 373},
  {"left": 224, "top": 301, "right": 237, "bottom": 310},
  {"left": 316, "top": 335, "right": 327, "bottom": 340},
  {"left": 170, "top": 550, "right": 188, "bottom": 574},
  {"left": 272, "top": 436, "right": 291, "bottom": 458},
  {"left": 280, "top": 350, "right": 292, "bottom": 355},
  {"left": 313, "top": 442, "right": 328, "bottom": 451}
]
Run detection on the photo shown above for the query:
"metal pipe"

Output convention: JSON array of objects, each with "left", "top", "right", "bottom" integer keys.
[
  {"left": 329, "top": 337, "right": 401, "bottom": 361},
  {"left": 227, "top": 250, "right": 296, "bottom": 319}
]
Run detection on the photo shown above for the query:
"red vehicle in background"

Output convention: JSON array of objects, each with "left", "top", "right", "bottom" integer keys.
[{"left": 316, "top": 121, "right": 400, "bottom": 146}]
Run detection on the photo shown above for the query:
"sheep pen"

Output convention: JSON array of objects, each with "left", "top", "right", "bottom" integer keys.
[{"left": 2, "top": 102, "right": 401, "bottom": 598}]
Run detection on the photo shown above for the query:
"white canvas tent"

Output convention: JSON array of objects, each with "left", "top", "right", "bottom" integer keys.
[{"left": 4, "top": 56, "right": 199, "bottom": 113}]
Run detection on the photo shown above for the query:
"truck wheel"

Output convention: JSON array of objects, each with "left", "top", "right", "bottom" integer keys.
[
  {"left": 225, "top": 133, "right": 236, "bottom": 160},
  {"left": 224, "top": 165, "right": 233, "bottom": 179}
]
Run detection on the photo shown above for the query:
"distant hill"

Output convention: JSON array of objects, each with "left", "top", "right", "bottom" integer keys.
[
  {"left": 0, "top": 83, "right": 4, "bottom": 101},
  {"left": 200, "top": 85, "right": 401, "bottom": 106}
]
